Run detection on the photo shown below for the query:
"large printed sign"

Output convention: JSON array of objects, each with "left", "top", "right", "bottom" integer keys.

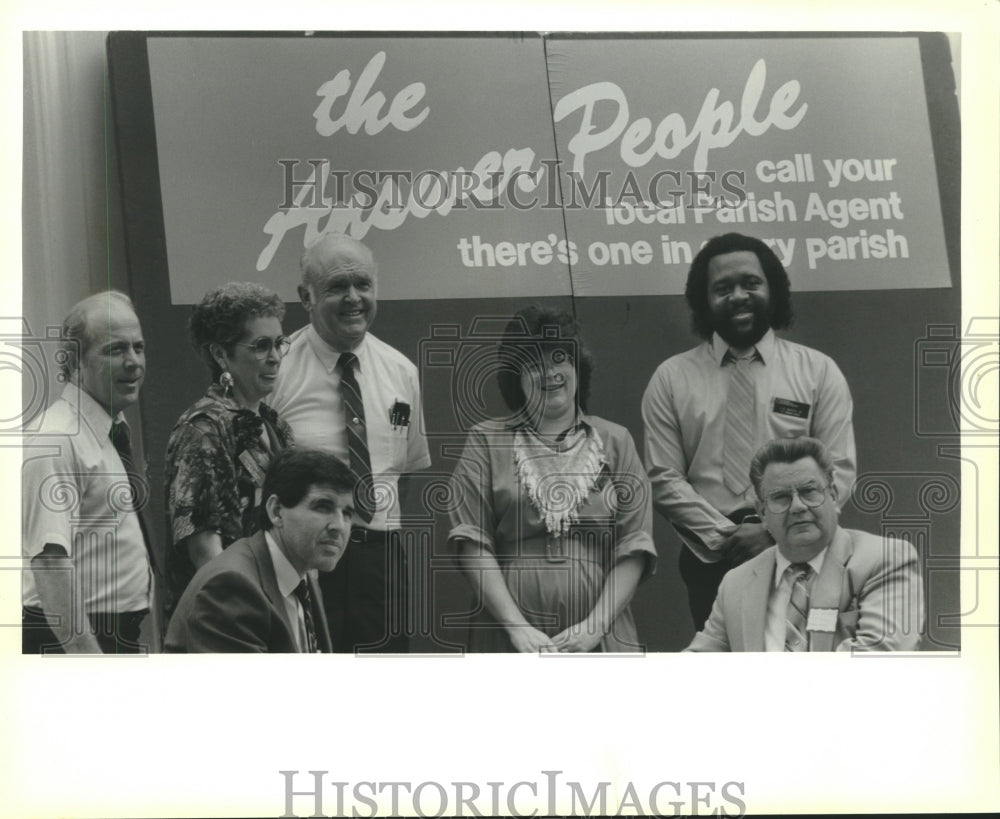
[
  {"left": 149, "top": 35, "right": 570, "bottom": 303},
  {"left": 147, "top": 34, "right": 950, "bottom": 303},
  {"left": 547, "top": 36, "right": 949, "bottom": 295}
]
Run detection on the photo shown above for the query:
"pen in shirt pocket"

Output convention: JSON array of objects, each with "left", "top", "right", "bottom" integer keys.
[{"left": 389, "top": 398, "right": 411, "bottom": 431}]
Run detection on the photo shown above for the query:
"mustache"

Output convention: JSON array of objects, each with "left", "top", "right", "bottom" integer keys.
[{"left": 725, "top": 300, "right": 761, "bottom": 312}]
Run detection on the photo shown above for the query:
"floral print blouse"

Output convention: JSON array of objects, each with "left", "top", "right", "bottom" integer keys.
[{"left": 164, "top": 383, "right": 293, "bottom": 602}]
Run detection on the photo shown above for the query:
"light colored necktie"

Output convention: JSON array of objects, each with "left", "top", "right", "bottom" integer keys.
[
  {"left": 723, "top": 354, "right": 756, "bottom": 494},
  {"left": 784, "top": 563, "right": 813, "bottom": 652}
]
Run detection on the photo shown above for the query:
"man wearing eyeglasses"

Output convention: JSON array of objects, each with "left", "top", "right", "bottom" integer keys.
[
  {"left": 642, "top": 232, "right": 856, "bottom": 631},
  {"left": 270, "top": 233, "right": 431, "bottom": 653},
  {"left": 685, "top": 437, "right": 923, "bottom": 652}
]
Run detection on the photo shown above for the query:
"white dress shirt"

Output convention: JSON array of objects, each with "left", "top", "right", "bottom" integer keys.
[
  {"left": 264, "top": 530, "right": 307, "bottom": 652},
  {"left": 21, "top": 385, "right": 152, "bottom": 612},
  {"left": 270, "top": 326, "right": 431, "bottom": 531}
]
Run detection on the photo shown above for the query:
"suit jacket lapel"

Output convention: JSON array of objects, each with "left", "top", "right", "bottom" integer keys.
[
  {"left": 742, "top": 550, "right": 775, "bottom": 652},
  {"left": 808, "top": 527, "right": 852, "bottom": 652},
  {"left": 249, "top": 531, "right": 299, "bottom": 648}
]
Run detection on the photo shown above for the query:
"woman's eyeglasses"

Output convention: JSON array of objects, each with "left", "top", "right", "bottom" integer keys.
[{"left": 234, "top": 336, "right": 291, "bottom": 359}]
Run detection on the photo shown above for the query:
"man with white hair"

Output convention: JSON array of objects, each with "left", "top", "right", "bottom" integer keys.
[
  {"left": 270, "top": 234, "right": 430, "bottom": 652},
  {"left": 22, "top": 291, "right": 154, "bottom": 653}
]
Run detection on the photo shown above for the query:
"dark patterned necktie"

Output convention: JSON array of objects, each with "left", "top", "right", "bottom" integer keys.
[
  {"left": 338, "top": 352, "right": 374, "bottom": 523},
  {"left": 109, "top": 420, "right": 157, "bottom": 570},
  {"left": 723, "top": 353, "right": 757, "bottom": 494},
  {"left": 293, "top": 579, "right": 319, "bottom": 653},
  {"left": 784, "top": 563, "right": 814, "bottom": 652}
]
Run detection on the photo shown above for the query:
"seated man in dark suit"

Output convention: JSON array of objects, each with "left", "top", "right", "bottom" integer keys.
[
  {"left": 165, "top": 448, "right": 354, "bottom": 652},
  {"left": 686, "top": 437, "right": 924, "bottom": 652}
]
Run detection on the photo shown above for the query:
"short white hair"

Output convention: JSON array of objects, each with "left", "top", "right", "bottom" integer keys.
[
  {"left": 300, "top": 233, "right": 377, "bottom": 288},
  {"left": 60, "top": 290, "right": 136, "bottom": 377}
]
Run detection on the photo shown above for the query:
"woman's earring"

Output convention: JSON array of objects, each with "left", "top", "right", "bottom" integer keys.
[{"left": 219, "top": 370, "right": 234, "bottom": 397}]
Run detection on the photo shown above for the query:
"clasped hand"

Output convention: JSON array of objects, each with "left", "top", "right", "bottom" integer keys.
[
  {"left": 507, "top": 621, "right": 603, "bottom": 653},
  {"left": 716, "top": 521, "right": 774, "bottom": 565}
]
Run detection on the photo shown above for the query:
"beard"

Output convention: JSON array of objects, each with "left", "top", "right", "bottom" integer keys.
[{"left": 712, "top": 302, "right": 771, "bottom": 349}]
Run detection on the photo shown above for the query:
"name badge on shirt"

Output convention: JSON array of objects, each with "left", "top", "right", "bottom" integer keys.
[
  {"left": 807, "top": 608, "right": 839, "bottom": 632},
  {"left": 772, "top": 397, "right": 811, "bottom": 419},
  {"left": 389, "top": 400, "right": 411, "bottom": 431},
  {"left": 239, "top": 449, "right": 267, "bottom": 486}
]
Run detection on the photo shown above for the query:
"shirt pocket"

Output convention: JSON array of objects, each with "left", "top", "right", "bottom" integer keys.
[
  {"left": 369, "top": 413, "right": 410, "bottom": 473},
  {"left": 767, "top": 395, "right": 812, "bottom": 438}
]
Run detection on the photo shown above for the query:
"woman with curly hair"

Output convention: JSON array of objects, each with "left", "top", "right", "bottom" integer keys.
[
  {"left": 447, "top": 304, "right": 657, "bottom": 652},
  {"left": 165, "top": 282, "right": 294, "bottom": 605}
]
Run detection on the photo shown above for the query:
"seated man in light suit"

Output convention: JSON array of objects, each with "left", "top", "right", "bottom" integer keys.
[
  {"left": 165, "top": 449, "right": 354, "bottom": 653},
  {"left": 686, "top": 437, "right": 923, "bottom": 652}
]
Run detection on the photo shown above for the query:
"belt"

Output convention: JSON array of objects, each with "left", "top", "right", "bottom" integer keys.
[
  {"left": 349, "top": 526, "right": 390, "bottom": 544},
  {"left": 22, "top": 607, "right": 149, "bottom": 627},
  {"left": 90, "top": 609, "right": 150, "bottom": 629}
]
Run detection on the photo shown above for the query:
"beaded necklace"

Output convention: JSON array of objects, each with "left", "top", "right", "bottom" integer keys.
[{"left": 513, "top": 424, "right": 607, "bottom": 537}]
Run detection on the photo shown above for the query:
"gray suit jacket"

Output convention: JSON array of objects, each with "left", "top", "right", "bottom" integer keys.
[
  {"left": 685, "top": 527, "right": 924, "bottom": 651},
  {"left": 165, "top": 531, "right": 332, "bottom": 653}
]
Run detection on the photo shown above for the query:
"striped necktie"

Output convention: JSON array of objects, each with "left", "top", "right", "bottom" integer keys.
[
  {"left": 338, "top": 352, "right": 374, "bottom": 523},
  {"left": 784, "top": 563, "right": 814, "bottom": 652},
  {"left": 722, "top": 353, "right": 757, "bottom": 494},
  {"left": 293, "top": 579, "right": 319, "bottom": 653}
]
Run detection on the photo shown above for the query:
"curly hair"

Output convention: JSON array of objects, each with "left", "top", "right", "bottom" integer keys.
[
  {"left": 189, "top": 282, "right": 285, "bottom": 378},
  {"left": 684, "top": 233, "right": 794, "bottom": 339},
  {"left": 495, "top": 304, "right": 593, "bottom": 416}
]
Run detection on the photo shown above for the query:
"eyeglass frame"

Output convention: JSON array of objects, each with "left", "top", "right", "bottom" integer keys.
[
  {"left": 760, "top": 482, "right": 832, "bottom": 514},
  {"left": 232, "top": 335, "right": 291, "bottom": 359}
]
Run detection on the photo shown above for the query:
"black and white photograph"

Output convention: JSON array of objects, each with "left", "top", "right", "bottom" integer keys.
[{"left": 3, "top": 1, "right": 998, "bottom": 816}]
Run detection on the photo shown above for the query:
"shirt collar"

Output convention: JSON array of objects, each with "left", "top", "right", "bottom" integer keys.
[
  {"left": 304, "top": 325, "right": 370, "bottom": 375},
  {"left": 711, "top": 327, "right": 776, "bottom": 366},
  {"left": 61, "top": 383, "right": 121, "bottom": 439},
  {"left": 205, "top": 382, "right": 244, "bottom": 411},
  {"left": 773, "top": 544, "right": 828, "bottom": 588},
  {"left": 506, "top": 411, "right": 593, "bottom": 436},
  {"left": 264, "top": 529, "right": 305, "bottom": 598}
]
